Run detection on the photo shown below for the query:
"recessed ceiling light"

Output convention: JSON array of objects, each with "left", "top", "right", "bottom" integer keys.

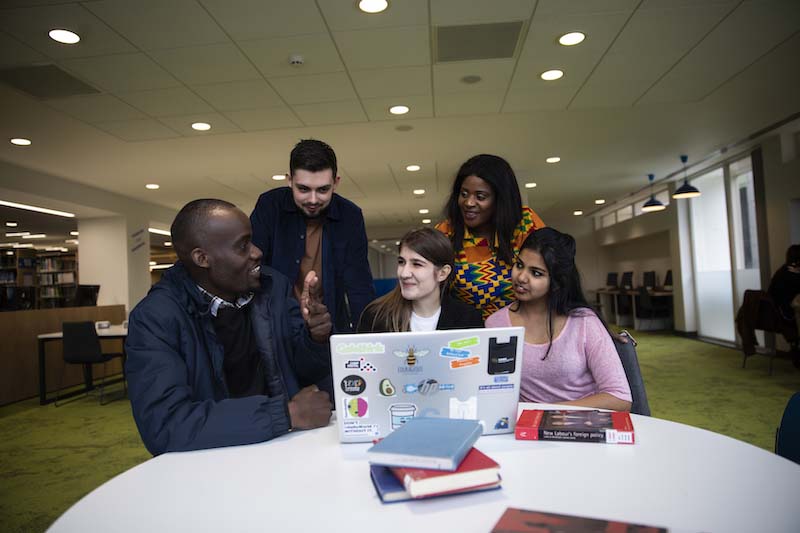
[
  {"left": 422, "top": 218, "right": 431, "bottom": 224},
  {"left": 541, "top": 69, "right": 564, "bottom": 81},
  {"left": 5, "top": 222, "right": 18, "bottom": 227},
  {"left": 395, "top": 241, "right": 400, "bottom": 245},
  {"left": 419, "top": 208, "right": 429, "bottom": 214},
  {"left": 5, "top": 251, "right": 12, "bottom": 256},
  {"left": 191, "top": 122, "right": 211, "bottom": 131},
  {"left": 22, "top": 233, "right": 46, "bottom": 239},
  {"left": 65, "top": 239, "right": 79, "bottom": 245},
  {"left": 558, "top": 32, "right": 585, "bottom": 46},
  {"left": 413, "top": 189, "right": 425, "bottom": 195},
  {"left": 406, "top": 165, "right": 421, "bottom": 172},
  {"left": 48, "top": 29, "right": 80, "bottom": 44},
  {"left": 358, "top": 0, "right": 388, "bottom": 13},
  {"left": 595, "top": 199, "right": 606, "bottom": 205},
  {"left": 380, "top": 244, "right": 387, "bottom": 248},
  {"left": 145, "top": 183, "right": 160, "bottom": 190},
  {"left": 149, "top": 261, "right": 157, "bottom": 266},
  {"left": 13, "top": 243, "right": 33, "bottom": 248},
  {"left": 546, "top": 156, "right": 561, "bottom": 163},
  {"left": 371, "top": 239, "right": 378, "bottom": 243},
  {"left": 573, "top": 210, "right": 583, "bottom": 216},
  {"left": 389, "top": 105, "right": 409, "bottom": 115},
  {"left": 395, "top": 125, "right": 413, "bottom": 132},
  {"left": 164, "top": 241, "right": 172, "bottom": 247},
  {"left": 525, "top": 182, "right": 537, "bottom": 189},
  {"left": 460, "top": 75, "right": 482, "bottom": 85},
  {"left": 272, "top": 174, "right": 286, "bottom": 181},
  {"left": 70, "top": 231, "right": 79, "bottom": 236},
  {"left": 10, "top": 138, "right": 31, "bottom": 146},
  {"left": 0, "top": 200, "right": 74, "bottom": 218},
  {"left": 148, "top": 228, "right": 171, "bottom": 236},
  {"left": 5, "top": 232, "right": 30, "bottom": 237}
]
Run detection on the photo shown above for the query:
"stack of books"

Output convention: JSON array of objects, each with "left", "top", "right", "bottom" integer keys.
[
  {"left": 515, "top": 409, "right": 635, "bottom": 444},
  {"left": 366, "top": 417, "right": 501, "bottom": 503}
]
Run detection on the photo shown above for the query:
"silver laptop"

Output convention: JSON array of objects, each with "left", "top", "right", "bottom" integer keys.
[{"left": 330, "top": 327, "right": 524, "bottom": 443}]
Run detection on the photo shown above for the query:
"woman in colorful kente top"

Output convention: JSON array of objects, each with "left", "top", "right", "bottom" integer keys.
[{"left": 436, "top": 154, "right": 545, "bottom": 319}]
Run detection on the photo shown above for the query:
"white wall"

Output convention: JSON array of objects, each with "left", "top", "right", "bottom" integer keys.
[
  {"left": 78, "top": 217, "right": 129, "bottom": 307},
  {"left": 762, "top": 133, "right": 800, "bottom": 273}
]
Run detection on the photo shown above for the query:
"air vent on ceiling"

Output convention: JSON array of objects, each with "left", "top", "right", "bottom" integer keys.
[
  {"left": 435, "top": 21, "right": 524, "bottom": 63},
  {"left": 0, "top": 64, "right": 99, "bottom": 99}
]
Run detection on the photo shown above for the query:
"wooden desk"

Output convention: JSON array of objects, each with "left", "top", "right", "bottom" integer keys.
[{"left": 37, "top": 324, "right": 127, "bottom": 405}]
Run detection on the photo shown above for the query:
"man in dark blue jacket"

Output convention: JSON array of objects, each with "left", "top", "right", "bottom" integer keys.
[
  {"left": 250, "top": 139, "right": 375, "bottom": 334},
  {"left": 126, "top": 199, "right": 333, "bottom": 455}
]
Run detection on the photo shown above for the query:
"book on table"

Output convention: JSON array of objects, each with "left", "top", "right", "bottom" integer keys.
[
  {"left": 515, "top": 409, "right": 635, "bottom": 444},
  {"left": 367, "top": 417, "right": 482, "bottom": 470},
  {"left": 491, "top": 507, "right": 667, "bottom": 532},
  {"left": 370, "top": 460, "right": 500, "bottom": 503},
  {"left": 391, "top": 446, "right": 500, "bottom": 498}
]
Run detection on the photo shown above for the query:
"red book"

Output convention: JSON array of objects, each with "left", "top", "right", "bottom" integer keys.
[
  {"left": 391, "top": 447, "right": 500, "bottom": 498},
  {"left": 491, "top": 507, "right": 667, "bottom": 532},
  {"left": 515, "top": 409, "right": 635, "bottom": 444}
]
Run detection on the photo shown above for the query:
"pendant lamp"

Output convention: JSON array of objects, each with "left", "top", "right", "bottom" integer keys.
[
  {"left": 641, "top": 173, "right": 666, "bottom": 213},
  {"left": 672, "top": 154, "right": 701, "bottom": 199}
]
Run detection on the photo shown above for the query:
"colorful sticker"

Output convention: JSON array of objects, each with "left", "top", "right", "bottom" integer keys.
[
  {"left": 344, "top": 358, "right": 376, "bottom": 373},
  {"left": 449, "top": 396, "right": 477, "bottom": 419},
  {"left": 439, "top": 347, "right": 471, "bottom": 359},
  {"left": 449, "top": 336, "right": 480, "bottom": 349},
  {"left": 343, "top": 397, "right": 369, "bottom": 418},
  {"left": 342, "top": 420, "right": 380, "bottom": 437},
  {"left": 450, "top": 356, "right": 480, "bottom": 369},
  {"left": 494, "top": 417, "right": 510, "bottom": 430},
  {"left": 403, "top": 380, "right": 454, "bottom": 395},
  {"left": 335, "top": 342, "right": 385, "bottom": 355},
  {"left": 393, "top": 346, "right": 428, "bottom": 368},
  {"left": 378, "top": 378, "right": 396, "bottom": 397},
  {"left": 388, "top": 403, "right": 417, "bottom": 430},
  {"left": 494, "top": 376, "right": 509, "bottom": 383},
  {"left": 478, "top": 383, "right": 515, "bottom": 393},
  {"left": 340, "top": 375, "right": 366, "bottom": 396}
]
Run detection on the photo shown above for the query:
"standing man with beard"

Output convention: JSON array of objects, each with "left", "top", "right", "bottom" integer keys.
[{"left": 251, "top": 140, "right": 375, "bottom": 393}]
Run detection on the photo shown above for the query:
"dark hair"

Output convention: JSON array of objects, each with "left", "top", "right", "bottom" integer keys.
[
  {"left": 514, "top": 227, "right": 609, "bottom": 359},
  {"left": 786, "top": 244, "right": 800, "bottom": 267},
  {"left": 361, "top": 228, "right": 455, "bottom": 332},
  {"left": 170, "top": 198, "right": 236, "bottom": 262},
  {"left": 444, "top": 154, "right": 523, "bottom": 264},
  {"left": 290, "top": 139, "right": 337, "bottom": 178}
]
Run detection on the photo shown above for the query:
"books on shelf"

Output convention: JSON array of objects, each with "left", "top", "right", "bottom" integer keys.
[
  {"left": 491, "top": 507, "right": 667, "bottom": 533},
  {"left": 515, "top": 409, "right": 635, "bottom": 444},
  {"left": 370, "top": 462, "right": 500, "bottom": 503},
  {"left": 367, "top": 417, "right": 482, "bottom": 471},
  {"left": 392, "top": 446, "right": 500, "bottom": 498}
]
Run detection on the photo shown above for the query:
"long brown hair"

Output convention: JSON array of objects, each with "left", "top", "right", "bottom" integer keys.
[{"left": 362, "top": 228, "right": 455, "bottom": 332}]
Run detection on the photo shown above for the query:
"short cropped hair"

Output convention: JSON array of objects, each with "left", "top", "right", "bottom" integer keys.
[
  {"left": 290, "top": 139, "right": 337, "bottom": 178},
  {"left": 787, "top": 244, "right": 800, "bottom": 267},
  {"left": 170, "top": 199, "right": 236, "bottom": 261}
]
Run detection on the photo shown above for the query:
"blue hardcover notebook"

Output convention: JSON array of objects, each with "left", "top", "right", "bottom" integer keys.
[{"left": 366, "top": 417, "right": 482, "bottom": 471}]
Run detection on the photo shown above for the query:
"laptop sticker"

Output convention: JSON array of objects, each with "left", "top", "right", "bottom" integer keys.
[
  {"left": 388, "top": 403, "right": 417, "bottom": 430},
  {"left": 449, "top": 336, "right": 480, "bottom": 349},
  {"left": 487, "top": 336, "right": 518, "bottom": 374},
  {"left": 342, "top": 421, "right": 379, "bottom": 438},
  {"left": 343, "top": 397, "right": 369, "bottom": 418},
  {"left": 344, "top": 358, "right": 376, "bottom": 373},
  {"left": 340, "top": 375, "right": 366, "bottom": 396},
  {"left": 335, "top": 341, "right": 385, "bottom": 355},
  {"left": 450, "top": 356, "right": 480, "bottom": 369},
  {"left": 394, "top": 346, "right": 428, "bottom": 372},
  {"left": 378, "top": 378, "right": 396, "bottom": 397},
  {"left": 439, "top": 346, "right": 472, "bottom": 359},
  {"left": 494, "top": 417, "right": 510, "bottom": 430},
  {"left": 478, "top": 383, "right": 515, "bottom": 393},
  {"left": 449, "top": 396, "right": 477, "bottom": 419}
]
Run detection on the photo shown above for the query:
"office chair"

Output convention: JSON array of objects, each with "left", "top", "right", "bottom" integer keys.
[
  {"left": 775, "top": 392, "right": 800, "bottom": 465},
  {"left": 614, "top": 331, "right": 651, "bottom": 416},
  {"left": 55, "top": 321, "right": 126, "bottom": 406},
  {"left": 736, "top": 290, "right": 798, "bottom": 375},
  {"left": 636, "top": 287, "right": 671, "bottom": 320}
]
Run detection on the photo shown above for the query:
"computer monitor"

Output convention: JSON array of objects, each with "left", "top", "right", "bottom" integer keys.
[
  {"left": 606, "top": 272, "right": 618, "bottom": 288},
  {"left": 74, "top": 285, "right": 100, "bottom": 307},
  {"left": 663, "top": 270, "right": 673, "bottom": 289},
  {"left": 620, "top": 272, "right": 633, "bottom": 290},
  {"left": 643, "top": 271, "right": 656, "bottom": 289}
]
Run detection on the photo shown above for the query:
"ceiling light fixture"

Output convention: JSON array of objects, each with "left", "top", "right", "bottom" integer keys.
[
  {"left": 150, "top": 264, "right": 172, "bottom": 271},
  {"left": 148, "top": 228, "right": 171, "bottom": 236},
  {"left": 48, "top": 29, "right": 80, "bottom": 44},
  {"left": 5, "top": 251, "right": 12, "bottom": 256},
  {"left": 422, "top": 218, "right": 431, "bottom": 224},
  {"left": 272, "top": 174, "right": 287, "bottom": 181},
  {"left": 395, "top": 241, "right": 400, "bottom": 245},
  {"left": 13, "top": 243, "right": 34, "bottom": 248},
  {"left": 191, "top": 122, "right": 211, "bottom": 131},
  {"left": 5, "top": 232, "right": 30, "bottom": 237},
  {"left": 595, "top": 199, "right": 606, "bottom": 205},
  {"left": 412, "top": 189, "right": 425, "bottom": 195},
  {"left": 10, "top": 138, "right": 32, "bottom": 146},
  {"left": 0, "top": 200, "right": 74, "bottom": 218},
  {"left": 672, "top": 154, "right": 701, "bottom": 199},
  {"left": 22, "top": 234, "right": 46, "bottom": 239},
  {"left": 149, "top": 261, "right": 157, "bottom": 266},
  {"left": 525, "top": 182, "right": 537, "bottom": 189},
  {"left": 642, "top": 174, "right": 666, "bottom": 213},
  {"left": 145, "top": 183, "right": 160, "bottom": 190},
  {"left": 389, "top": 105, "right": 409, "bottom": 115},
  {"left": 70, "top": 231, "right": 79, "bottom": 236},
  {"left": 558, "top": 32, "right": 585, "bottom": 46},
  {"left": 460, "top": 75, "right": 482, "bottom": 85},
  {"left": 65, "top": 239, "right": 79, "bottom": 245},
  {"left": 405, "top": 165, "right": 421, "bottom": 172},
  {"left": 358, "top": 0, "right": 388, "bottom": 13},
  {"left": 540, "top": 69, "right": 564, "bottom": 81},
  {"left": 5, "top": 221, "right": 18, "bottom": 227},
  {"left": 419, "top": 208, "right": 429, "bottom": 214},
  {"left": 164, "top": 241, "right": 172, "bottom": 247},
  {"left": 545, "top": 156, "right": 561, "bottom": 163},
  {"left": 573, "top": 210, "right": 583, "bottom": 216}
]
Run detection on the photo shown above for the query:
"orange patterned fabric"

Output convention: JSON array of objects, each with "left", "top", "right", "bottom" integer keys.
[{"left": 436, "top": 206, "right": 545, "bottom": 319}]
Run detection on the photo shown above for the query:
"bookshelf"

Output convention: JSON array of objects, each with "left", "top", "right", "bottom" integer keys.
[
  {"left": 0, "top": 249, "right": 37, "bottom": 311},
  {"left": 37, "top": 252, "right": 78, "bottom": 308}
]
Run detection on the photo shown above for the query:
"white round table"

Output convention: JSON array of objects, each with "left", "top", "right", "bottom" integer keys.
[{"left": 49, "top": 404, "right": 800, "bottom": 533}]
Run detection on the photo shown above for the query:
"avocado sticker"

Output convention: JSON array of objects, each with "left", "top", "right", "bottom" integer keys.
[{"left": 379, "top": 378, "right": 396, "bottom": 397}]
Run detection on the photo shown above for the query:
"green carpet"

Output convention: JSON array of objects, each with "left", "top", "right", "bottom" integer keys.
[{"left": 0, "top": 332, "right": 798, "bottom": 532}]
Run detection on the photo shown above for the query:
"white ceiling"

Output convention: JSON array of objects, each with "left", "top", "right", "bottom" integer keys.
[{"left": 0, "top": 0, "right": 799, "bottom": 240}]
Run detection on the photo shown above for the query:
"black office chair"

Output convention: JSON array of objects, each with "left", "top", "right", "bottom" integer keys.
[
  {"left": 614, "top": 331, "right": 651, "bottom": 416},
  {"left": 776, "top": 392, "right": 800, "bottom": 465},
  {"left": 636, "top": 287, "right": 671, "bottom": 319},
  {"left": 55, "top": 321, "right": 125, "bottom": 406}
]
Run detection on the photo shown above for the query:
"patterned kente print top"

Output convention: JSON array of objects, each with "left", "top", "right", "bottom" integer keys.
[{"left": 435, "top": 206, "right": 545, "bottom": 320}]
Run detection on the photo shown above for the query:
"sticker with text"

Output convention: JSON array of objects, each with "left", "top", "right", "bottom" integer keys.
[
  {"left": 478, "top": 383, "right": 515, "bottom": 393},
  {"left": 340, "top": 375, "right": 366, "bottom": 396},
  {"left": 342, "top": 420, "right": 379, "bottom": 437},
  {"left": 450, "top": 356, "right": 480, "bottom": 369},
  {"left": 439, "top": 346, "right": 472, "bottom": 359},
  {"left": 448, "top": 336, "right": 480, "bottom": 349},
  {"left": 335, "top": 342, "right": 385, "bottom": 355},
  {"left": 344, "top": 358, "right": 376, "bottom": 373}
]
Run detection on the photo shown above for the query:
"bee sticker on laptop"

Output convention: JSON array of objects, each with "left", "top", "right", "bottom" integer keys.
[{"left": 395, "top": 346, "right": 427, "bottom": 373}]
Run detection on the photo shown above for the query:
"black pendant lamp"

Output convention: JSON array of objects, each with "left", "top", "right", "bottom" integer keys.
[
  {"left": 672, "top": 154, "right": 701, "bottom": 199},
  {"left": 641, "top": 173, "right": 666, "bottom": 213}
]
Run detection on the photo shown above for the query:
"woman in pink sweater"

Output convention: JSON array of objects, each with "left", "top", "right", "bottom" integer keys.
[{"left": 486, "top": 228, "right": 632, "bottom": 411}]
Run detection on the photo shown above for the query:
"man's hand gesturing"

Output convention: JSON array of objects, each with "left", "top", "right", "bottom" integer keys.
[{"left": 299, "top": 270, "right": 332, "bottom": 343}]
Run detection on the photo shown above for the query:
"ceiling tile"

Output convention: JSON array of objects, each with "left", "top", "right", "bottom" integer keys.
[
  {"left": 0, "top": 3, "right": 137, "bottom": 59},
  {"left": 534, "top": 0, "right": 639, "bottom": 16},
  {"left": 84, "top": 0, "right": 229, "bottom": 50},
  {"left": 0, "top": 32, "right": 48, "bottom": 68},
  {"left": 192, "top": 80, "right": 284, "bottom": 112},
  {"left": 334, "top": 26, "right": 430, "bottom": 70},
  {"left": 239, "top": 33, "right": 345, "bottom": 78},
  {"left": 270, "top": 72, "right": 357, "bottom": 104},
  {"left": 61, "top": 53, "right": 181, "bottom": 93},
  {"left": 150, "top": 43, "right": 261, "bottom": 85},
  {"left": 503, "top": 86, "right": 575, "bottom": 112},
  {"left": 361, "top": 94, "right": 433, "bottom": 121},
  {"left": 45, "top": 94, "right": 147, "bottom": 122},
  {"left": 291, "top": 100, "right": 368, "bottom": 125},
  {"left": 350, "top": 66, "right": 431, "bottom": 98},
  {"left": 158, "top": 113, "right": 242, "bottom": 137},
  {"left": 567, "top": 79, "right": 648, "bottom": 109},
  {"left": 431, "top": 0, "right": 535, "bottom": 25},
  {"left": 435, "top": 90, "right": 505, "bottom": 116},
  {"left": 92, "top": 118, "right": 180, "bottom": 141},
  {"left": 199, "top": 0, "right": 326, "bottom": 40},
  {"left": 117, "top": 87, "right": 213, "bottom": 117},
  {"left": 224, "top": 106, "right": 303, "bottom": 131},
  {"left": 318, "top": 0, "right": 428, "bottom": 31},
  {"left": 433, "top": 59, "right": 515, "bottom": 93}
]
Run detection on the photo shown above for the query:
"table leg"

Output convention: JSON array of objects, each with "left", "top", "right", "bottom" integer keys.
[{"left": 38, "top": 338, "right": 47, "bottom": 405}]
